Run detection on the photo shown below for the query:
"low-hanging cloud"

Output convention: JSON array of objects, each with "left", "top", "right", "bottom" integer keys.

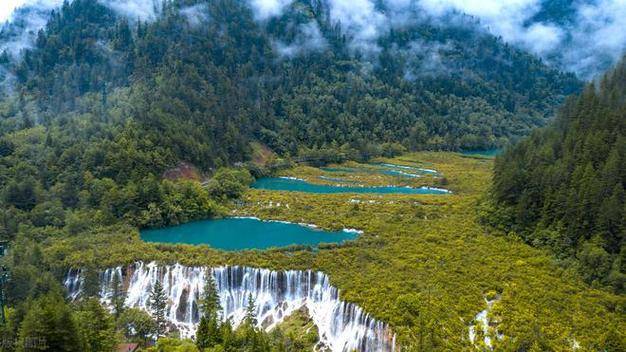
[
  {"left": 402, "top": 39, "right": 454, "bottom": 80},
  {"left": 249, "top": 0, "right": 294, "bottom": 20},
  {"left": 249, "top": 0, "right": 626, "bottom": 79},
  {"left": 2, "top": 0, "right": 625, "bottom": 80},
  {"left": 417, "top": 0, "right": 626, "bottom": 80},
  {"left": 274, "top": 21, "right": 328, "bottom": 58},
  {"left": 563, "top": 0, "right": 626, "bottom": 79},
  {"left": 180, "top": 3, "right": 210, "bottom": 27},
  {"left": 326, "top": 0, "right": 388, "bottom": 53},
  {"left": 0, "top": 0, "right": 165, "bottom": 60},
  {"left": 100, "top": 0, "right": 162, "bottom": 21},
  {"left": 0, "top": 0, "right": 63, "bottom": 56}
]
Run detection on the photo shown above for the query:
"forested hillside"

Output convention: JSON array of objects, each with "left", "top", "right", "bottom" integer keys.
[
  {"left": 2, "top": 0, "right": 579, "bottom": 158},
  {"left": 0, "top": 0, "right": 582, "bottom": 242},
  {"left": 3, "top": 1, "right": 622, "bottom": 351},
  {"left": 488, "top": 57, "right": 626, "bottom": 293}
]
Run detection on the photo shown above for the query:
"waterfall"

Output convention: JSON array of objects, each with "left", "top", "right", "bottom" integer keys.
[{"left": 64, "top": 262, "right": 395, "bottom": 352}]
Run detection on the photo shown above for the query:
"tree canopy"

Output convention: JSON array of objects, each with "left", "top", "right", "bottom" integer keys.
[{"left": 488, "top": 56, "right": 626, "bottom": 293}]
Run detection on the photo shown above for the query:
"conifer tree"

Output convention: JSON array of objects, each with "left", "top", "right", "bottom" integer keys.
[
  {"left": 491, "top": 55, "right": 626, "bottom": 292},
  {"left": 196, "top": 272, "right": 222, "bottom": 349},
  {"left": 244, "top": 293, "right": 257, "bottom": 327},
  {"left": 149, "top": 279, "right": 167, "bottom": 336},
  {"left": 111, "top": 271, "right": 125, "bottom": 319},
  {"left": 81, "top": 266, "right": 101, "bottom": 299},
  {"left": 199, "top": 272, "right": 221, "bottom": 318}
]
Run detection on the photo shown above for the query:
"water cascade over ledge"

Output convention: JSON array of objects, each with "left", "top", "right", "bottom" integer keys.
[{"left": 64, "top": 262, "right": 395, "bottom": 352}]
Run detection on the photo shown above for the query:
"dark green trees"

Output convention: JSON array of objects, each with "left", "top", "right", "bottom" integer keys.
[
  {"left": 149, "top": 280, "right": 168, "bottom": 336},
  {"left": 117, "top": 308, "right": 158, "bottom": 345},
  {"left": 111, "top": 272, "right": 125, "bottom": 319},
  {"left": 490, "top": 56, "right": 626, "bottom": 292},
  {"left": 0, "top": 0, "right": 584, "bottom": 248},
  {"left": 192, "top": 274, "right": 276, "bottom": 351},
  {"left": 244, "top": 293, "right": 257, "bottom": 327},
  {"left": 16, "top": 292, "right": 82, "bottom": 352},
  {"left": 73, "top": 298, "right": 118, "bottom": 352},
  {"left": 196, "top": 273, "right": 222, "bottom": 349}
]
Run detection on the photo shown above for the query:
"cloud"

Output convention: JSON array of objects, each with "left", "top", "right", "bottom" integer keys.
[
  {"left": 0, "top": 0, "right": 164, "bottom": 60},
  {"left": 99, "top": 0, "right": 162, "bottom": 21},
  {"left": 418, "top": 0, "right": 546, "bottom": 49},
  {"left": 563, "top": 0, "right": 626, "bottom": 79},
  {"left": 250, "top": 0, "right": 626, "bottom": 79},
  {"left": 326, "top": 0, "right": 389, "bottom": 53},
  {"left": 416, "top": 0, "right": 626, "bottom": 80},
  {"left": 249, "top": 0, "right": 294, "bottom": 20},
  {"left": 0, "top": 0, "right": 63, "bottom": 57},
  {"left": 2, "top": 0, "right": 624, "bottom": 80},
  {"left": 274, "top": 21, "right": 327, "bottom": 58},
  {"left": 180, "top": 3, "right": 210, "bottom": 27},
  {"left": 1, "top": 1, "right": 28, "bottom": 23},
  {"left": 403, "top": 39, "right": 454, "bottom": 79}
]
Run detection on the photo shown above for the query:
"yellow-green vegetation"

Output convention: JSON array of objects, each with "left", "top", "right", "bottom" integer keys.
[
  {"left": 43, "top": 152, "right": 625, "bottom": 350},
  {"left": 274, "top": 161, "right": 443, "bottom": 188},
  {"left": 269, "top": 307, "right": 319, "bottom": 351}
]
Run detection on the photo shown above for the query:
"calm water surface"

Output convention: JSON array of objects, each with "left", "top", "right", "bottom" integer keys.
[
  {"left": 460, "top": 149, "right": 501, "bottom": 157},
  {"left": 141, "top": 217, "right": 358, "bottom": 250},
  {"left": 252, "top": 177, "right": 450, "bottom": 194}
]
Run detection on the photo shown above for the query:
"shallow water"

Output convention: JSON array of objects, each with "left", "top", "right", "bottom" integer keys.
[
  {"left": 141, "top": 217, "right": 358, "bottom": 250},
  {"left": 252, "top": 177, "right": 450, "bottom": 194},
  {"left": 460, "top": 149, "right": 501, "bottom": 157}
]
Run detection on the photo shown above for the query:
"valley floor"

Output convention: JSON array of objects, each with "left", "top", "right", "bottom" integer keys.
[{"left": 47, "top": 152, "right": 626, "bottom": 350}]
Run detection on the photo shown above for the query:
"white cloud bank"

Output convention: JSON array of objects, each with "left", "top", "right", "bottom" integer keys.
[
  {"left": 416, "top": 0, "right": 626, "bottom": 79},
  {"left": 2, "top": 0, "right": 625, "bottom": 79},
  {"left": 249, "top": 0, "right": 626, "bottom": 79}
]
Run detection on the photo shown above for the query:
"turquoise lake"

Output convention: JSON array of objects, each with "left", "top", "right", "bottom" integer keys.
[
  {"left": 460, "top": 149, "right": 501, "bottom": 157},
  {"left": 373, "top": 163, "right": 440, "bottom": 176},
  {"left": 321, "top": 163, "right": 439, "bottom": 178},
  {"left": 141, "top": 217, "right": 358, "bottom": 250},
  {"left": 252, "top": 177, "right": 450, "bottom": 194}
]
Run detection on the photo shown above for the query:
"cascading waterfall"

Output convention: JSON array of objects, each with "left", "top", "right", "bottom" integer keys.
[{"left": 64, "top": 262, "right": 395, "bottom": 352}]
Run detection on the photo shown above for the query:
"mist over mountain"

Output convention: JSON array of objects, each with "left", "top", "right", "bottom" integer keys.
[
  {"left": 0, "top": 2, "right": 624, "bottom": 350},
  {"left": 0, "top": 0, "right": 581, "bottom": 163},
  {"left": 2, "top": 0, "right": 625, "bottom": 80}
]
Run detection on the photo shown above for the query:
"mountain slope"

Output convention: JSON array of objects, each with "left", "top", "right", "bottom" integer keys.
[
  {"left": 2, "top": 0, "right": 580, "bottom": 157},
  {"left": 0, "top": 0, "right": 584, "bottom": 244},
  {"left": 489, "top": 56, "right": 626, "bottom": 292}
]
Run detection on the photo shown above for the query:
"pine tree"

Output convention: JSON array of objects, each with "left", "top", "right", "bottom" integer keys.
[
  {"left": 199, "top": 272, "right": 221, "bottom": 319},
  {"left": 491, "top": 55, "right": 626, "bottom": 292},
  {"left": 82, "top": 266, "right": 101, "bottom": 299},
  {"left": 111, "top": 271, "right": 125, "bottom": 319},
  {"left": 149, "top": 279, "right": 167, "bottom": 336},
  {"left": 74, "top": 298, "right": 118, "bottom": 352},
  {"left": 196, "top": 271, "right": 222, "bottom": 349},
  {"left": 244, "top": 293, "right": 257, "bottom": 327},
  {"left": 17, "top": 291, "right": 82, "bottom": 352}
]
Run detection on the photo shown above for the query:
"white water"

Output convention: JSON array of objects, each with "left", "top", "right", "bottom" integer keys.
[
  {"left": 65, "top": 262, "right": 394, "bottom": 352},
  {"left": 468, "top": 296, "right": 503, "bottom": 349}
]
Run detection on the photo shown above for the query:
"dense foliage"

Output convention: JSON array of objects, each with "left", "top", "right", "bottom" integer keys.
[
  {"left": 488, "top": 57, "right": 626, "bottom": 293},
  {"left": 1, "top": 0, "right": 622, "bottom": 350},
  {"left": 0, "top": 0, "right": 582, "bottom": 241},
  {"left": 0, "top": 0, "right": 580, "bottom": 245},
  {"left": 1, "top": 153, "right": 621, "bottom": 351},
  {"left": 0, "top": 236, "right": 317, "bottom": 352},
  {"left": 2, "top": 0, "right": 580, "bottom": 158}
]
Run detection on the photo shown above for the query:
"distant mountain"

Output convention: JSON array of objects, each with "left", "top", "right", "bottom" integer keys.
[{"left": 0, "top": 0, "right": 581, "bottom": 165}]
